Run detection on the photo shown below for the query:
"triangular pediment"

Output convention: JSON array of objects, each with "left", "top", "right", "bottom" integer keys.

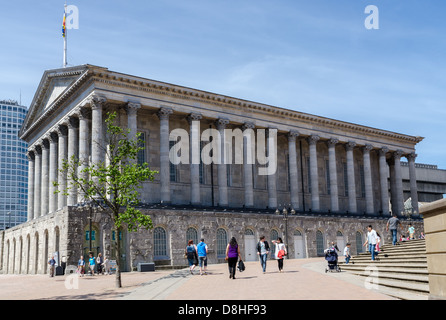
[{"left": 19, "top": 65, "right": 92, "bottom": 139}]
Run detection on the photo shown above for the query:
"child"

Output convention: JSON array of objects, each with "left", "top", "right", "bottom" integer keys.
[
  {"left": 408, "top": 224, "right": 415, "bottom": 240},
  {"left": 343, "top": 243, "right": 352, "bottom": 264}
]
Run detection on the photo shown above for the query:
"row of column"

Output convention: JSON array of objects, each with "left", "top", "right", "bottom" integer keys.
[
  {"left": 157, "top": 108, "right": 419, "bottom": 216},
  {"left": 27, "top": 95, "right": 109, "bottom": 220},
  {"left": 27, "top": 101, "right": 419, "bottom": 220}
]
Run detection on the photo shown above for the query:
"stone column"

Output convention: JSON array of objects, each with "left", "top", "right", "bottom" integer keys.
[
  {"left": 406, "top": 152, "right": 419, "bottom": 217},
  {"left": 158, "top": 107, "right": 173, "bottom": 203},
  {"left": 379, "top": 147, "right": 390, "bottom": 215},
  {"left": 188, "top": 113, "right": 202, "bottom": 205},
  {"left": 127, "top": 102, "right": 141, "bottom": 142},
  {"left": 388, "top": 157, "right": 397, "bottom": 215},
  {"left": 41, "top": 138, "right": 50, "bottom": 216},
  {"left": 243, "top": 122, "right": 255, "bottom": 208},
  {"left": 216, "top": 118, "right": 229, "bottom": 207},
  {"left": 78, "top": 107, "right": 90, "bottom": 203},
  {"left": 393, "top": 150, "right": 404, "bottom": 216},
  {"left": 48, "top": 132, "right": 59, "bottom": 213},
  {"left": 67, "top": 116, "right": 79, "bottom": 206},
  {"left": 327, "top": 138, "right": 339, "bottom": 212},
  {"left": 363, "top": 144, "right": 374, "bottom": 215},
  {"left": 27, "top": 151, "right": 35, "bottom": 221},
  {"left": 33, "top": 145, "right": 42, "bottom": 218},
  {"left": 308, "top": 134, "right": 320, "bottom": 211},
  {"left": 288, "top": 130, "right": 300, "bottom": 210},
  {"left": 57, "top": 124, "right": 68, "bottom": 209},
  {"left": 346, "top": 141, "right": 357, "bottom": 213},
  {"left": 90, "top": 96, "right": 106, "bottom": 166}
]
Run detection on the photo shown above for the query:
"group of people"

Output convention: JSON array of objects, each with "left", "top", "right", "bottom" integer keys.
[
  {"left": 342, "top": 214, "right": 423, "bottom": 264},
  {"left": 76, "top": 252, "right": 112, "bottom": 276},
  {"left": 184, "top": 236, "right": 287, "bottom": 279}
]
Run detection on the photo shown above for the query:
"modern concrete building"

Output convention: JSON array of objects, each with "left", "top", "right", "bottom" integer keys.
[
  {"left": 0, "top": 65, "right": 431, "bottom": 274},
  {"left": 0, "top": 100, "right": 28, "bottom": 230}
]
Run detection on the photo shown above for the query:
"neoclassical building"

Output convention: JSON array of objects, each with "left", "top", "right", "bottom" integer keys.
[{"left": 1, "top": 64, "right": 424, "bottom": 274}]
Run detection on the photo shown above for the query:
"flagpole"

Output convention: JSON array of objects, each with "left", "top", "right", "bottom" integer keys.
[{"left": 63, "top": 3, "right": 67, "bottom": 68}]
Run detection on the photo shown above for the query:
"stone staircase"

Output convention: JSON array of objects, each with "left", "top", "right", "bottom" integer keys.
[{"left": 340, "top": 238, "right": 429, "bottom": 299}]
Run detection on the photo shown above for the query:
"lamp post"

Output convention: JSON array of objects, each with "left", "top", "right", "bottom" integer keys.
[{"left": 275, "top": 205, "right": 295, "bottom": 259}]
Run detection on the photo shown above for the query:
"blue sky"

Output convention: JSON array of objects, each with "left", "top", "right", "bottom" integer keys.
[{"left": 1, "top": 0, "right": 445, "bottom": 169}]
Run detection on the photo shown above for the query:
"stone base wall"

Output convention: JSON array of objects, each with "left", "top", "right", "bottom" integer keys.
[{"left": 1, "top": 206, "right": 424, "bottom": 274}]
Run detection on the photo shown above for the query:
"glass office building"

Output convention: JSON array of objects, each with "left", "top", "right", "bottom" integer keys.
[{"left": 0, "top": 99, "right": 28, "bottom": 229}]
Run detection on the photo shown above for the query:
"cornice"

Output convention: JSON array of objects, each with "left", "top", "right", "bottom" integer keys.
[{"left": 90, "top": 68, "right": 424, "bottom": 146}]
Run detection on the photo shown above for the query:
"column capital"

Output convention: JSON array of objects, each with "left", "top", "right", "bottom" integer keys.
[
  {"left": 126, "top": 101, "right": 141, "bottom": 115},
  {"left": 41, "top": 137, "right": 50, "bottom": 150},
  {"left": 27, "top": 150, "right": 35, "bottom": 161},
  {"left": 393, "top": 149, "right": 404, "bottom": 160},
  {"left": 379, "top": 146, "right": 389, "bottom": 156},
  {"left": 363, "top": 144, "right": 373, "bottom": 152},
  {"left": 33, "top": 145, "right": 42, "bottom": 155},
  {"left": 406, "top": 152, "right": 417, "bottom": 162},
  {"left": 157, "top": 107, "right": 173, "bottom": 120},
  {"left": 242, "top": 121, "right": 255, "bottom": 130},
  {"left": 88, "top": 95, "right": 107, "bottom": 110},
  {"left": 187, "top": 112, "right": 202, "bottom": 124},
  {"left": 346, "top": 141, "right": 356, "bottom": 151},
  {"left": 327, "top": 138, "right": 339, "bottom": 147},
  {"left": 74, "top": 106, "right": 90, "bottom": 120},
  {"left": 288, "top": 130, "right": 300, "bottom": 142},
  {"left": 67, "top": 115, "right": 79, "bottom": 129},
  {"left": 307, "top": 134, "right": 320, "bottom": 145},
  {"left": 49, "top": 131, "right": 59, "bottom": 144},
  {"left": 215, "top": 118, "right": 230, "bottom": 130},
  {"left": 57, "top": 124, "right": 68, "bottom": 136}
]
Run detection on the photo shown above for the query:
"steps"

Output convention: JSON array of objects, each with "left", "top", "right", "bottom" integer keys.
[{"left": 340, "top": 239, "right": 429, "bottom": 299}]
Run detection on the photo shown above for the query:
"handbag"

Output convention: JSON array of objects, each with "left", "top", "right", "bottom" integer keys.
[{"left": 237, "top": 259, "right": 245, "bottom": 272}]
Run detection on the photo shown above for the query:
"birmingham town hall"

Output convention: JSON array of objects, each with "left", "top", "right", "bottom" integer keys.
[{"left": 1, "top": 65, "right": 424, "bottom": 274}]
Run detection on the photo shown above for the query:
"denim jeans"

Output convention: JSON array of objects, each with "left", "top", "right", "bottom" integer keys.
[
  {"left": 391, "top": 229, "right": 398, "bottom": 245},
  {"left": 345, "top": 255, "right": 351, "bottom": 264},
  {"left": 259, "top": 254, "right": 268, "bottom": 272},
  {"left": 368, "top": 244, "right": 376, "bottom": 260}
]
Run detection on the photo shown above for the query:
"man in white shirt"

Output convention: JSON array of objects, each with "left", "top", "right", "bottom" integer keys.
[{"left": 363, "top": 225, "right": 378, "bottom": 261}]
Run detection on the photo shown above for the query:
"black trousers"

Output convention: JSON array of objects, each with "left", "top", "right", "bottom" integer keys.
[
  {"left": 277, "top": 258, "right": 284, "bottom": 271},
  {"left": 228, "top": 257, "right": 238, "bottom": 277}
]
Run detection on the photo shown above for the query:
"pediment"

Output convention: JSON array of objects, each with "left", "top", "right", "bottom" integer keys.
[{"left": 19, "top": 65, "right": 91, "bottom": 139}]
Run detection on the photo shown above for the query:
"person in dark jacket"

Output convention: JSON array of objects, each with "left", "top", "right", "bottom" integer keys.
[{"left": 256, "top": 236, "right": 270, "bottom": 273}]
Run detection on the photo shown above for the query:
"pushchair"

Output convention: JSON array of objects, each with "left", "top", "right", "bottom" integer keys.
[{"left": 324, "top": 248, "right": 341, "bottom": 273}]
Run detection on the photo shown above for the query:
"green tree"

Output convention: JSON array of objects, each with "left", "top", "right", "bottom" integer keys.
[{"left": 56, "top": 111, "right": 157, "bottom": 288}]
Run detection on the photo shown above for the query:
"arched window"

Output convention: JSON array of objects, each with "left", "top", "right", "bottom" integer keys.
[
  {"left": 294, "top": 229, "right": 302, "bottom": 236},
  {"left": 216, "top": 228, "right": 228, "bottom": 259},
  {"left": 186, "top": 227, "right": 198, "bottom": 245},
  {"left": 154, "top": 227, "right": 168, "bottom": 259},
  {"left": 356, "top": 231, "right": 364, "bottom": 254},
  {"left": 316, "top": 230, "right": 324, "bottom": 256},
  {"left": 245, "top": 228, "right": 254, "bottom": 236}
]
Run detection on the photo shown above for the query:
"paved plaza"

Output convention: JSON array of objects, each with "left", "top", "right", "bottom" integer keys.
[{"left": 0, "top": 257, "right": 396, "bottom": 300}]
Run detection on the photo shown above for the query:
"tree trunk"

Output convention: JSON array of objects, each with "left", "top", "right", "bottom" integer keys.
[{"left": 115, "top": 226, "right": 122, "bottom": 288}]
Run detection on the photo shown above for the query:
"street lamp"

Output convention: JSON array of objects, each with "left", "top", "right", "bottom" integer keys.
[{"left": 275, "top": 205, "right": 296, "bottom": 259}]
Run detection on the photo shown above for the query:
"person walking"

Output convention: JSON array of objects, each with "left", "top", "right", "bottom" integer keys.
[
  {"left": 48, "top": 256, "right": 56, "bottom": 277},
  {"left": 77, "top": 255, "right": 85, "bottom": 277},
  {"left": 407, "top": 223, "right": 415, "bottom": 240},
  {"left": 256, "top": 236, "right": 270, "bottom": 274},
  {"left": 185, "top": 240, "right": 198, "bottom": 274},
  {"left": 196, "top": 238, "right": 208, "bottom": 276},
  {"left": 225, "top": 237, "right": 242, "bottom": 279},
  {"left": 272, "top": 238, "right": 287, "bottom": 272},
  {"left": 96, "top": 253, "right": 104, "bottom": 275},
  {"left": 88, "top": 253, "right": 96, "bottom": 276},
  {"left": 363, "top": 225, "right": 378, "bottom": 261},
  {"left": 101, "top": 255, "right": 111, "bottom": 275},
  {"left": 386, "top": 213, "right": 403, "bottom": 245}
]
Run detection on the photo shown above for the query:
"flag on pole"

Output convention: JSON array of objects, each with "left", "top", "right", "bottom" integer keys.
[{"left": 62, "top": 10, "right": 66, "bottom": 38}]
